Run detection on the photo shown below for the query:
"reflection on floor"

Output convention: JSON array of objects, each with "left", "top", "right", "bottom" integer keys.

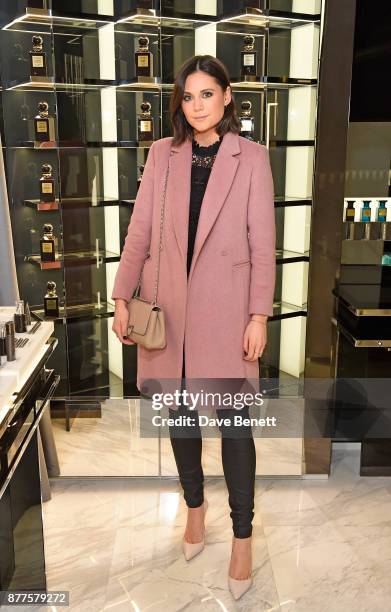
[
  {"left": 37, "top": 445, "right": 391, "bottom": 611},
  {"left": 52, "top": 399, "right": 303, "bottom": 477}
]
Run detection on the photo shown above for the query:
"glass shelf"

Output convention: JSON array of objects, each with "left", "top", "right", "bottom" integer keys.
[
  {"left": 116, "top": 8, "right": 160, "bottom": 27},
  {"left": 116, "top": 76, "right": 162, "bottom": 89},
  {"left": 275, "top": 197, "right": 312, "bottom": 207},
  {"left": 2, "top": 8, "right": 114, "bottom": 32},
  {"left": 219, "top": 6, "right": 320, "bottom": 29},
  {"left": 2, "top": 6, "right": 320, "bottom": 33},
  {"left": 6, "top": 76, "right": 55, "bottom": 91},
  {"left": 32, "top": 301, "right": 115, "bottom": 323},
  {"left": 276, "top": 249, "right": 310, "bottom": 263},
  {"left": 270, "top": 301, "right": 308, "bottom": 320},
  {"left": 24, "top": 199, "right": 60, "bottom": 211},
  {"left": 24, "top": 197, "right": 123, "bottom": 210},
  {"left": 269, "top": 139, "right": 315, "bottom": 147},
  {"left": 26, "top": 249, "right": 120, "bottom": 268},
  {"left": 5, "top": 77, "right": 315, "bottom": 93}
]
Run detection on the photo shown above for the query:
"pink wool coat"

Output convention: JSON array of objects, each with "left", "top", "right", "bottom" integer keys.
[{"left": 111, "top": 131, "right": 276, "bottom": 399}]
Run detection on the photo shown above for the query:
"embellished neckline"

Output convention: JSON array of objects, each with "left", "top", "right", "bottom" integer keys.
[{"left": 192, "top": 135, "right": 222, "bottom": 154}]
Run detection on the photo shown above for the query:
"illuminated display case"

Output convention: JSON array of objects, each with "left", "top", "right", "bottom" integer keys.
[{"left": 0, "top": 0, "right": 324, "bottom": 417}]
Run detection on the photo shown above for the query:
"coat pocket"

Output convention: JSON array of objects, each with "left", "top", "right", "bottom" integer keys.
[{"left": 232, "top": 259, "right": 251, "bottom": 269}]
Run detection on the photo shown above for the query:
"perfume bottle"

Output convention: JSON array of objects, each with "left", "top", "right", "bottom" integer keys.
[
  {"left": 25, "top": 302, "right": 32, "bottom": 327},
  {"left": 134, "top": 36, "right": 153, "bottom": 77},
  {"left": 135, "top": 35, "right": 153, "bottom": 78},
  {"left": 241, "top": 35, "right": 257, "bottom": 77},
  {"left": 361, "top": 200, "right": 371, "bottom": 222},
  {"left": 29, "top": 35, "right": 47, "bottom": 77},
  {"left": 137, "top": 165, "right": 145, "bottom": 192},
  {"left": 377, "top": 200, "right": 387, "bottom": 222},
  {"left": 39, "top": 163, "right": 55, "bottom": 202},
  {"left": 14, "top": 300, "right": 27, "bottom": 333},
  {"left": 44, "top": 281, "right": 60, "bottom": 318},
  {"left": 34, "top": 101, "right": 55, "bottom": 143},
  {"left": 40, "top": 223, "right": 57, "bottom": 262},
  {"left": 239, "top": 100, "right": 255, "bottom": 140},
  {"left": 345, "top": 200, "right": 355, "bottom": 221},
  {"left": 5, "top": 321, "right": 16, "bottom": 362},
  {"left": 137, "top": 101, "right": 154, "bottom": 142}
]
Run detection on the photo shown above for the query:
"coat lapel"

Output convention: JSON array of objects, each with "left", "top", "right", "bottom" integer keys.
[{"left": 169, "top": 131, "right": 241, "bottom": 282}]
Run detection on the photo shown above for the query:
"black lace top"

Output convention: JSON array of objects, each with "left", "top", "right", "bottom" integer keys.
[{"left": 187, "top": 134, "right": 223, "bottom": 276}]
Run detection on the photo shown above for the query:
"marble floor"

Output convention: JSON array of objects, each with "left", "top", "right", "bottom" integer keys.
[{"left": 11, "top": 443, "right": 391, "bottom": 612}]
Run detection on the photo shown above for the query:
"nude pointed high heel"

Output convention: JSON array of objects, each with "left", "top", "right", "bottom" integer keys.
[
  {"left": 228, "top": 535, "right": 253, "bottom": 600},
  {"left": 228, "top": 575, "right": 253, "bottom": 600},
  {"left": 182, "top": 499, "right": 208, "bottom": 561}
]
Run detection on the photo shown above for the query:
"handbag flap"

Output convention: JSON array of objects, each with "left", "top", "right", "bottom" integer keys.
[{"left": 128, "top": 298, "right": 155, "bottom": 335}]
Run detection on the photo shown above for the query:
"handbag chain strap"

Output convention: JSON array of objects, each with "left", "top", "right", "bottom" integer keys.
[{"left": 134, "top": 146, "right": 171, "bottom": 305}]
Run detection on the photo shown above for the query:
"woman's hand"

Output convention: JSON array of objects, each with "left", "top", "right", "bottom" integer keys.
[
  {"left": 243, "top": 319, "right": 267, "bottom": 361},
  {"left": 112, "top": 299, "right": 136, "bottom": 345}
]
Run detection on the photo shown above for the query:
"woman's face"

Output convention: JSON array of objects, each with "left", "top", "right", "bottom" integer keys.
[{"left": 181, "top": 70, "right": 231, "bottom": 135}]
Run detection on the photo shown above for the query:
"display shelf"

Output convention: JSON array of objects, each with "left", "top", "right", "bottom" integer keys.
[
  {"left": 32, "top": 301, "right": 115, "bottom": 323},
  {"left": 6, "top": 76, "right": 55, "bottom": 91},
  {"left": 275, "top": 197, "right": 312, "bottom": 207},
  {"left": 116, "top": 8, "right": 159, "bottom": 26},
  {"left": 269, "top": 139, "right": 315, "bottom": 147},
  {"left": 117, "top": 76, "right": 162, "bottom": 89},
  {"left": 24, "top": 198, "right": 59, "bottom": 211},
  {"left": 24, "top": 197, "right": 122, "bottom": 210},
  {"left": 25, "top": 249, "right": 120, "bottom": 269},
  {"left": 2, "top": 8, "right": 114, "bottom": 32},
  {"left": 270, "top": 301, "right": 308, "bottom": 319},
  {"left": 218, "top": 6, "right": 320, "bottom": 29},
  {"left": 276, "top": 249, "right": 310, "bottom": 264},
  {"left": 6, "top": 77, "right": 316, "bottom": 94},
  {"left": 162, "top": 79, "right": 316, "bottom": 92}
]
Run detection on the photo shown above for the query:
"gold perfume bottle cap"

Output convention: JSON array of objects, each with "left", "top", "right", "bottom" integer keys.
[
  {"left": 38, "top": 101, "right": 49, "bottom": 116},
  {"left": 46, "top": 280, "right": 57, "bottom": 295},
  {"left": 243, "top": 35, "right": 255, "bottom": 50},
  {"left": 241, "top": 100, "right": 252, "bottom": 115},
  {"left": 41, "top": 163, "right": 53, "bottom": 177},
  {"left": 43, "top": 223, "right": 54, "bottom": 236},
  {"left": 140, "top": 101, "right": 151, "bottom": 115},
  {"left": 138, "top": 35, "right": 149, "bottom": 50},
  {"left": 32, "top": 35, "right": 43, "bottom": 51}
]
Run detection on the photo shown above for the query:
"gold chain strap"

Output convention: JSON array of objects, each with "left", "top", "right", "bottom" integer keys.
[{"left": 134, "top": 146, "right": 171, "bottom": 305}]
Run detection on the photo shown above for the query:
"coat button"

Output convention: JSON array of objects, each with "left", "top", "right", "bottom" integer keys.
[{"left": 221, "top": 250, "right": 228, "bottom": 256}]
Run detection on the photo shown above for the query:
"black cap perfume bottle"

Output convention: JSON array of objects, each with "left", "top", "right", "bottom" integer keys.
[
  {"left": 44, "top": 281, "right": 60, "bottom": 318},
  {"left": 241, "top": 35, "right": 257, "bottom": 77},
  {"left": 135, "top": 35, "right": 153, "bottom": 78},
  {"left": 239, "top": 100, "right": 255, "bottom": 140},
  {"left": 137, "top": 101, "right": 154, "bottom": 142},
  {"left": 40, "top": 223, "right": 57, "bottom": 263},
  {"left": 39, "top": 163, "right": 55, "bottom": 203},
  {"left": 30, "top": 35, "right": 47, "bottom": 77},
  {"left": 34, "top": 101, "right": 55, "bottom": 143}
]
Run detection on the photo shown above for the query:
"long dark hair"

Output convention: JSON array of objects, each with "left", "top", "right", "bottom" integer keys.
[{"left": 169, "top": 55, "right": 241, "bottom": 146}]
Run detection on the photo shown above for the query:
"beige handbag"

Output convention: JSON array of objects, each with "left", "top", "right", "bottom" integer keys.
[{"left": 126, "top": 149, "right": 170, "bottom": 349}]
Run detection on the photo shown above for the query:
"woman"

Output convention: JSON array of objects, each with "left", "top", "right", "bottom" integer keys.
[{"left": 112, "top": 55, "right": 276, "bottom": 600}]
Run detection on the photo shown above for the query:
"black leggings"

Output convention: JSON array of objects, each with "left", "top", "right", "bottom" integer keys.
[{"left": 168, "top": 350, "right": 256, "bottom": 538}]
